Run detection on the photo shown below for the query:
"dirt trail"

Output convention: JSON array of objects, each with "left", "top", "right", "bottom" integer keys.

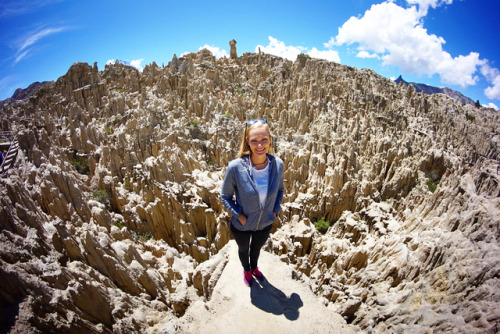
[{"left": 173, "top": 241, "right": 355, "bottom": 334}]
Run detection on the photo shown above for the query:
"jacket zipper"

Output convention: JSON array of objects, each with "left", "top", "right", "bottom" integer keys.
[{"left": 256, "top": 209, "right": 264, "bottom": 230}]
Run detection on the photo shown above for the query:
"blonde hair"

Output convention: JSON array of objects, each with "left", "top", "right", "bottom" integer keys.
[{"left": 237, "top": 121, "right": 273, "bottom": 158}]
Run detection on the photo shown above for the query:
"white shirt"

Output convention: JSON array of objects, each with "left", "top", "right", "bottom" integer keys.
[{"left": 251, "top": 163, "right": 269, "bottom": 208}]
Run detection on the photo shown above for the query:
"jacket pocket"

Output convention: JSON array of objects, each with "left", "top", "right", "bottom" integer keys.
[
  {"left": 259, "top": 210, "right": 276, "bottom": 229},
  {"left": 242, "top": 210, "right": 261, "bottom": 230},
  {"left": 266, "top": 210, "right": 276, "bottom": 222}
]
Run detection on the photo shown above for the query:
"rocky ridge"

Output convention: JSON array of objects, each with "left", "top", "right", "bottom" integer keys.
[
  {"left": 395, "top": 75, "right": 476, "bottom": 106},
  {"left": 0, "top": 49, "right": 499, "bottom": 333},
  {"left": 0, "top": 81, "right": 51, "bottom": 109}
]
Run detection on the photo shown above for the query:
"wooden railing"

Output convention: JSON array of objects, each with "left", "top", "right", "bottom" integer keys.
[{"left": 0, "top": 132, "right": 18, "bottom": 174}]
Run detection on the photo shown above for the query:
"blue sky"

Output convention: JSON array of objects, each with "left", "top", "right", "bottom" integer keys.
[{"left": 1, "top": 0, "right": 499, "bottom": 109}]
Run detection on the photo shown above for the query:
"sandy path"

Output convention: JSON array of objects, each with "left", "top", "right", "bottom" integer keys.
[{"left": 174, "top": 241, "right": 355, "bottom": 334}]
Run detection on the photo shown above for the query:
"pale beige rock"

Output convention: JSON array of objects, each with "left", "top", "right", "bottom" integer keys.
[
  {"left": 191, "top": 243, "right": 230, "bottom": 298},
  {"left": 229, "top": 39, "right": 237, "bottom": 59},
  {"left": 173, "top": 241, "right": 355, "bottom": 334},
  {"left": 0, "top": 48, "right": 499, "bottom": 333}
]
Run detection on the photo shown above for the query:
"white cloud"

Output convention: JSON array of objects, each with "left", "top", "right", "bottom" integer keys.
[
  {"left": 199, "top": 45, "right": 228, "bottom": 59},
  {"left": 306, "top": 47, "right": 340, "bottom": 63},
  {"left": 0, "top": 0, "right": 63, "bottom": 18},
  {"left": 15, "top": 26, "right": 67, "bottom": 64},
  {"left": 19, "top": 27, "right": 65, "bottom": 52},
  {"left": 15, "top": 50, "right": 29, "bottom": 63},
  {"left": 106, "top": 59, "right": 144, "bottom": 71},
  {"left": 323, "top": 38, "right": 335, "bottom": 50},
  {"left": 405, "top": 0, "right": 453, "bottom": 15},
  {"left": 256, "top": 36, "right": 305, "bottom": 61},
  {"left": 435, "top": 52, "right": 484, "bottom": 87},
  {"left": 328, "top": 1, "right": 484, "bottom": 88},
  {"left": 485, "top": 82, "right": 500, "bottom": 100},
  {"left": 357, "top": 50, "right": 379, "bottom": 59},
  {"left": 256, "top": 36, "right": 340, "bottom": 63},
  {"left": 129, "top": 59, "right": 144, "bottom": 71},
  {"left": 329, "top": 3, "right": 422, "bottom": 52},
  {"left": 481, "top": 64, "right": 500, "bottom": 100},
  {"left": 487, "top": 102, "right": 498, "bottom": 110}
]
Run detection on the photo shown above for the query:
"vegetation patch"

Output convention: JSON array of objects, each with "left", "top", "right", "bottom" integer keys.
[
  {"left": 92, "top": 189, "right": 110, "bottom": 205},
  {"left": 131, "top": 231, "right": 153, "bottom": 242},
  {"left": 71, "top": 157, "right": 89, "bottom": 175},
  {"left": 314, "top": 217, "right": 330, "bottom": 234},
  {"left": 427, "top": 176, "right": 439, "bottom": 193},
  {"left": 123, "top": 178, "right": 132, "bottom": 190}
]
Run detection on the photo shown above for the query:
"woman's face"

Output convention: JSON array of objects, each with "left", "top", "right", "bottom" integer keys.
[{"left": 247, "top": 126, "right": 271, "bottom": 158}]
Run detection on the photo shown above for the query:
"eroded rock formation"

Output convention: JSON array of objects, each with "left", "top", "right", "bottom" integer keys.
[
  {"left": 229, "top": 39, "right": 237, "bottom": 59},
  {"left": 0, "top": 49, "right": 499, "bottom": 333}
]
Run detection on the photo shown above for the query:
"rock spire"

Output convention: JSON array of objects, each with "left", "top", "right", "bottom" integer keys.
[{"left": 0, "top": 48, "right": 499, "bottom": 333}]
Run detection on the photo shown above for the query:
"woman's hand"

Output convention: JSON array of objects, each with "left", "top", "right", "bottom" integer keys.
[
  {"left": 238, "top": 214, "right": 247, "bottom": 225},
  {"left": 273, "top": 212, "right": 277, "bottom": 218}
]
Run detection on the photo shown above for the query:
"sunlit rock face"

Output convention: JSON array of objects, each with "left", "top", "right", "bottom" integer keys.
[{"left": 1, "top": 49, "right": 499, "bottom": 333}]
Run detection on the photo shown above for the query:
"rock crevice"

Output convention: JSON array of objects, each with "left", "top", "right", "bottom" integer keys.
[{"left": 0, "top": 49, "right": 499, "bottom": 333}]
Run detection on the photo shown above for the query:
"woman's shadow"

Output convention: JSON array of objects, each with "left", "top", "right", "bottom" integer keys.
[{"left": 250, "top": 278, "right": 303, "bottom": 320}]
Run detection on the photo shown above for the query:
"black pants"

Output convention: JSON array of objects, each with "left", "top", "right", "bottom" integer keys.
[{"left": 231, "top": 224, "right": 272, "bottom": 272}]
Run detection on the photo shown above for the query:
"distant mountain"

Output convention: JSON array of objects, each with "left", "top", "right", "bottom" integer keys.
[
  {"left": 1, "top": 50, "right": 499, "bottom": 334},
  {"left": 395, "top": 75, "right": 476, "bottom": 106},
  {"left": 0, "top": 81, "right": 51, "bottom": 108}
]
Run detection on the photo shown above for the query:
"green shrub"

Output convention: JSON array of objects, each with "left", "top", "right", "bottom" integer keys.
[
  {"left": 71, "top": 157, "right": 89, "bottom": 175},
  {"left": 141, "top": 231, "right": 153, "bottom": 241},
  {"left": 123, "top": 178, "right": 132, "bottom": 190},
  {"left": 190, "top": 119, "right": 199, "bottom": 127},
  {"left": 225, "top": 112, "right": 233, "bottom": 118},
  {"left": 105, "top": 126, "right": 113, "bottom": 135},
  {"left": 314, "top": 217, "right": 330, "bottom": 234},
  {"left": 466, "top": 113, "right": 475, "bottom": 122},
  {"left": 92, "top": 189, "right": 109, "bottom": 205},
  {"left": 427, "top": 177, "right": 439, "bottom": 193},
  {"left": 131, "top": 230, "right": 153, "bottom": 242}
]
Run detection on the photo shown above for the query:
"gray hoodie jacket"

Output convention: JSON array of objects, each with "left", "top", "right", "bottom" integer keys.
[{"left": 221, "top": 154, "right": 284, "bottom": 232}]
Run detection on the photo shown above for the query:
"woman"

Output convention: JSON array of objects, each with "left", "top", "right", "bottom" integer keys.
[{"left": 221, "top": 119, "right": 284, "bottom": 286}]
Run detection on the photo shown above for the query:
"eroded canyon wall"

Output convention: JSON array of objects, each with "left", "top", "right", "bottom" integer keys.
[{"left": 1, "top": 49, "right": 499, "bottom": 333}]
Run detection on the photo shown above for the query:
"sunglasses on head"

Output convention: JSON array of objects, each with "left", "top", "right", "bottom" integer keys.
[{"left": 246, "top": 119, "right": 266, "bottom": 125}]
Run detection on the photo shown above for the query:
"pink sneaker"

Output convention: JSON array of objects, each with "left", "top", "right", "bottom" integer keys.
[
  {"left": 243, "top": 270, "right": 253, "bottom": 286},
  {"left": 252, "top": 267, "right": 265, "bottom": 281}
]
